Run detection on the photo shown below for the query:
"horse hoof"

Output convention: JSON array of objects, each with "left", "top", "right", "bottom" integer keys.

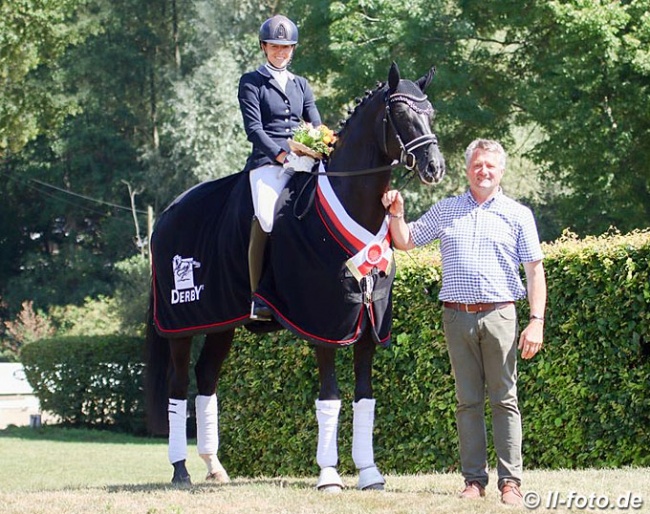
[
  {"left": 171, "top": 473, "right": 192, "bottom": 487},
  {"left": 357, "top": 465, "right": 385, "bottom": 491},
  {"left": 171, "top": 460, "right": 192, "bottom": 487},
  {"left": 319, "top": 484, "right": 343, "bottom": 494},
  {"left": 206, "top": 470, "right": 231, "bottom": 484},
  {"left": 316, "top": 466, "right": 344, "bottom": 492}
]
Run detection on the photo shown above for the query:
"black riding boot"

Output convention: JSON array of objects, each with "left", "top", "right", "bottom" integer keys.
[{"left": 248, "top": 217, "right": 272, "bottom": 321}]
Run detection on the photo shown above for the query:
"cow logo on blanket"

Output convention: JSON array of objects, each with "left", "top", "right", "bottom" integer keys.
[{"left": 171, "top": 255, "right": 204, "bottom": 305}]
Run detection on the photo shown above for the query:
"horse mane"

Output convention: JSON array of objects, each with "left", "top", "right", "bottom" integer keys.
[{"left": 333, "top": 81, "right": 387, "bottom": 148}]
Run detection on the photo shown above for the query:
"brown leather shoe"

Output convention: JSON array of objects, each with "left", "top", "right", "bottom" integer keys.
[
  {"left": 459, "top": 481, "right": 486, "bottom": 499},
  {"left": 500, "top": 480, "right": 523, "bottom": 506}
]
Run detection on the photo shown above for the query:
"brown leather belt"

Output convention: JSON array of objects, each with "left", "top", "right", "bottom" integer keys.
[{"left": 443, "top": 301, "right": 514, "bottom": 313}]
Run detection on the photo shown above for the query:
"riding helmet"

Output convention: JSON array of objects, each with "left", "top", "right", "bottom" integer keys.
[{"left": 259, "top": 15, "right": 298, "bottom": 45}]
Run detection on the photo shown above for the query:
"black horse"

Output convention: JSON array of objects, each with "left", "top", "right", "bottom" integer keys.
[{"left": 145, "top": 62, "right": 445, "bottom": 491}]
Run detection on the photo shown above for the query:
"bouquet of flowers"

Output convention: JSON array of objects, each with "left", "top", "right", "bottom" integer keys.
[{"left": 288, "top": 122, "right": 337, "bottom": 159}]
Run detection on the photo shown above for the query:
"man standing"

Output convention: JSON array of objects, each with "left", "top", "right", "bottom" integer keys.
[{"left": 382, "top": 139, "right": 546, "bottom": 506}]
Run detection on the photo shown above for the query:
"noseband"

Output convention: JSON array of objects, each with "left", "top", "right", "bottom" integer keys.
[{"left": 383, "top": 91, "right": 438, "bottom": 171}]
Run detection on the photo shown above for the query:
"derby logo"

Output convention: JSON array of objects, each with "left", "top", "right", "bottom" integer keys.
[{"left": 171, "top": 255, "right": 205, "bottom": 305}]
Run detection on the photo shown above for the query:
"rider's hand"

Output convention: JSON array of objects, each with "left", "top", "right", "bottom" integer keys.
[{"left": 283, "top": 153, "right": 316, "bottom": 172}]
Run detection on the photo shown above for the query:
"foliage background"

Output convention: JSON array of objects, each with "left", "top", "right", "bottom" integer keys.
[
  {"left": 20, "top": 231, "right": 650, "bottom": 474},
  {"left": 2, "top": 1, "right": 650, "bottom": 348}
]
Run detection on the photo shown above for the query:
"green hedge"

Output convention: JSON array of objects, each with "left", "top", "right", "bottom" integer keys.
[
  {"left": 216, "top": 230, "right": 650, "bottom": 476},
  {"left": 520, "top": 230, "right": 650, "bottom": 468},
  {"left": 20, "top": 230, "right": 650, "bottom": 475},
  {"left": 21, "top": 335, "right": 146, "bottom": 434}
]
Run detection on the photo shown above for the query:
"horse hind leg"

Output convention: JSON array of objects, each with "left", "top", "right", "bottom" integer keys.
[
  {"left": 196, "top": 395, "right": 229, "bottom": 483},
  {"left": 167, "top": 337, "right": 193, "bottom": 486},
  {"left": 169, "top": 398, "right": 192, "bottom": 486},
  {"left": 194, "top": 330, "right": 234, "bottom": 484}
]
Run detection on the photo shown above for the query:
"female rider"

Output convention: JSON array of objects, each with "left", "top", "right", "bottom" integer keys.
[{"left": 238, "top": 14, "right": 322, "bottom": 320}]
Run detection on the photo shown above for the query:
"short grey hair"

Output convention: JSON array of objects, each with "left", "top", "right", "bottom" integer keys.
[{"left": 464, "top": 139, "right": 507, "bottom": 170}]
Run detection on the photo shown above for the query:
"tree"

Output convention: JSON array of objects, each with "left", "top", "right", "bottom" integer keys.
[
  {"left": 289, "top": 0, "right": 524, "bottom": 218},
  {"left": 0, "top": 0, "right": 100, "bottom": 154},
  {"left": 143, "top": 0, "right": 282, "bottom": 210},
  {"left": 458, "top": 0, "right": 650, "bottom": 238},
  {"left": 0, "top": 0, "right": 179, "bottom": 314}
]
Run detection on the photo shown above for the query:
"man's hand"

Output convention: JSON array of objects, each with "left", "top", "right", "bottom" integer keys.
[
  {"left": 518, "top": 320, "right": 544, "bottom": 359},
  {"left": 381, "top": 190, "right": 405, "bottom": 217}
]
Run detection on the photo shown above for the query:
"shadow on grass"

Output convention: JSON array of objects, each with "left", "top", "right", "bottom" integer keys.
[
  {"left": 0, "top": 424, "right": 166, "bottom": 445},
  {"left": 106, "top": 477, "right": 316, "bottom": 494}
]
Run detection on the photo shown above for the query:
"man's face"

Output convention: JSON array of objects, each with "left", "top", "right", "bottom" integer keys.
[{"left": 466, "top": 149, "right": 504, "bottom": 197}]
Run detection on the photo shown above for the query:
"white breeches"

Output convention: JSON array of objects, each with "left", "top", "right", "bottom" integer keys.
[{"left": 249, "top": 165, "right": 294, "bottom": 233}]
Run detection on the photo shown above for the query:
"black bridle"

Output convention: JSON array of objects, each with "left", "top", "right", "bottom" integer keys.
[
  {"left": 293, "top": 90, "right": 438, "bottom": 219},
  {"left": 384, "top": 91, "right": 438, "bottom": 171},
  {"left": 307, "top": 89, "right": 438, "bottom": 178}
]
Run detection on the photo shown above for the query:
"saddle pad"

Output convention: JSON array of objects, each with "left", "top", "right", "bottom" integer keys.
[{"left": 151, "top": 172, "right": 394, "bottom": 347}]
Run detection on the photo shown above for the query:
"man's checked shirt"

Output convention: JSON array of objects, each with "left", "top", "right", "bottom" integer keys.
[{"left": 408, "top": 189, "right": 544, "bottom": 303}]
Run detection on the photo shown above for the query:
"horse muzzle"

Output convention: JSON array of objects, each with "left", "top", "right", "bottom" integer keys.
[{"left": 414, "top": 145, "right": 445, "bottom": 185}]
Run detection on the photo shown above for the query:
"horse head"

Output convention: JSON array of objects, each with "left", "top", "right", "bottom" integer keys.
[{"left": 385, "top": 62, "right": 446, "bottom": 185}]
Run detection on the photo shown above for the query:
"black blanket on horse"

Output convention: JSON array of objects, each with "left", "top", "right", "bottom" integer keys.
[{"left": 151, "top": 171, "right": 395, "bottom": 347}]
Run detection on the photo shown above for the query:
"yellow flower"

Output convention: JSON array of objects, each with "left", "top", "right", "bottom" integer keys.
[{"left": 290, "top": 121, "right": 338, "bottom": 158}]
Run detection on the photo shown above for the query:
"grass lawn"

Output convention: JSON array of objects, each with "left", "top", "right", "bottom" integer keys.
[{"left": 1, "top": 425, "right": 648, "bottom": 513}]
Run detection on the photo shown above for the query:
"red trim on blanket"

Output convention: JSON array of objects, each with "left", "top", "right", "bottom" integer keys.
[{"left": 255, "top": 293, "right": 364, "bottom": 346}]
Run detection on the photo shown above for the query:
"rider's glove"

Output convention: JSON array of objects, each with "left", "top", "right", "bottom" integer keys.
[{"left": 283, "top": 153, "right": 316, "bottom": 172}]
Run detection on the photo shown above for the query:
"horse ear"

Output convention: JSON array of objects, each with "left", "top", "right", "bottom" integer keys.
[
  {"left": 388, "top": 62, "right": 401, "bottom": 90},
  {"left": 416, "top": 66, "right": 437, "bottom": 92}
]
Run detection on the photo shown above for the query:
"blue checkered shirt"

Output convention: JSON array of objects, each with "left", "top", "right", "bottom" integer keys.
[{"left": 409, "top": 189, "right": 544, "bottom": 303}]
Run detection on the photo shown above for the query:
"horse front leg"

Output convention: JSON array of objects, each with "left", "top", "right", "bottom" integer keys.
[
  {"left": 168, "top": 337, "right": 193, "bottom": 486},
  {"left": 194, "top": 330, "right": 234, "bottom": 484},
  {"left": 353, "top": 332, "right": 385, "bottom": 491},
  {"left": 314, "top": 345, "right": 344, "bottom": 492}
]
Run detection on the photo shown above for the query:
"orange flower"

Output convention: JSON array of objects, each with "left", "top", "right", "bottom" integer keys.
[{"left": 291, "top": 121, "right": 337, "bottom": 157}]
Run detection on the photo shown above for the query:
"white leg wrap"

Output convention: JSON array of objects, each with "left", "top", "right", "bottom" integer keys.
[
  {"left": 352, "top": 398, "right": 376, "bottom": 470},
  {"left": 196, "top": 394, "right": 219, "bottom": 456},
  {"left": 195, "top": 394, "right": 230, "bottom": 482},
  {"left": 316, "top": 399, "right": 341, "bottom": 469},
  {"left": 168, "top": 399, "right": 187, "bottom": 464}
]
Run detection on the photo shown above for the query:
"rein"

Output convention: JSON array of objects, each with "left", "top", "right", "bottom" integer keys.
[
  {"left": 304, "top": 91, "right": 437, "bottom": 178},
  {"left": 306, "top": 163, "right": 396, "bottom": 177},
  {"left": 293, "top": 163, "right": 414, "bottom": 221},
  {"left": 292, "top": 88, "right": 436, "bottom": 219}
]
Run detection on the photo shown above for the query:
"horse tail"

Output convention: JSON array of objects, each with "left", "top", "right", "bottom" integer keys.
[{"left": 144, "top": 290, "right": 170, "bottom": 435}]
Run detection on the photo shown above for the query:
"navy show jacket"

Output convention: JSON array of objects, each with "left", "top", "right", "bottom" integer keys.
[{"left": 238, "top": 65, "right": 322, "bottom": 172}]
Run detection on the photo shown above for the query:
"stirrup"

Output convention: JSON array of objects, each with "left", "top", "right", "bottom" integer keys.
[{"left": 249, "top": 300, "right": 272, "bottom": 321}]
